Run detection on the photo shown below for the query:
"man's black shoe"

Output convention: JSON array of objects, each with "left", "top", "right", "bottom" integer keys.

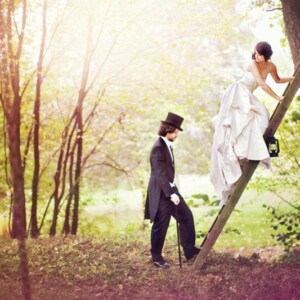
[
  {"left": 153, "top": 259, "right": 170, "bottom": 268},
  {"left": 186, "top": 256, "right": 196, "bottom": 264},
  {"left": 193, "top": 247, "right": 201, "bottom": 255},
  {"left": 185, "top": 247, "right": 201, "bottom": 260}
]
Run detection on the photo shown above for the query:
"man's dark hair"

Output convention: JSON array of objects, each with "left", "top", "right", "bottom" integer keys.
[
  {"left": 158, "top": 123, "right": 177, "bottom": 137},
  {"left": 251, "top": 41, "right": 273, "bottom": 61}
]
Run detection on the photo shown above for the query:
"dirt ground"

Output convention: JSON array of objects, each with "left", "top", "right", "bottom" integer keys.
[{"left": 0, "top": 237, "right": 299, "bottom": 300}]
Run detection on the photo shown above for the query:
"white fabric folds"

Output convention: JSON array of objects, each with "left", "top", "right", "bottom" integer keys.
[{"left": 210, "top": 72, "right": 271, "bottom": 205}]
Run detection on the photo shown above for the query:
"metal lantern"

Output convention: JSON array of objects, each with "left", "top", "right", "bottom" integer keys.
[{"left": 267, "top": 136, "right": 280, "bottom": 157}]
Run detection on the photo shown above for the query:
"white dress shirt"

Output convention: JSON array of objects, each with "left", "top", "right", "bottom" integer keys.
[{"left": 161, "top": 136, "right": 174, "bottom": 161}]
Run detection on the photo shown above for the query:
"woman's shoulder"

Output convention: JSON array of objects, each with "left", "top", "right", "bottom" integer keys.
[
  {"left": 248, "top": 60, "right": 275, "bottom": 74},
  {"left": 247, "top": 60, "right": 257, "bottom": 71},
  {"left": 267, "top": 61, "right": 276, "bottom": 72}
]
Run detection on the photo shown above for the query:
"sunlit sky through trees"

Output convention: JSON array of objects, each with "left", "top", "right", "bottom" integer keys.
[
  {"left": 5, "top": 0, "right": 296, "bottom": 181},
  {"left": 26, "top": 0, "right": 292, "bottom": 89}
]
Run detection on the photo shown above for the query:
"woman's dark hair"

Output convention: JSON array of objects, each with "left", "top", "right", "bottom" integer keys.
[
  {"left": 251, "top": 41, "right": 273, "bottom": 61},
  {"left": 158, "top": 123, "right": 176, "bottom": 137}
]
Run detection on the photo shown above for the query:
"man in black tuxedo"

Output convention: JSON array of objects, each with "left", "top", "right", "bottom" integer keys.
[{"left": 144, "top": 112, "right": 200, "bottom": 268}]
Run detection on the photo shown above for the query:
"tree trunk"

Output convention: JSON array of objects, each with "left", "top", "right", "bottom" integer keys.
[
  {"left": 62, "top": 148, "right": 74, "bottom": 235},
  {"left": 30, "top": 0, "right": 47, "bottom": 238},
  {"left": 281, "top": 0, "right": 300, "bottom": 67},
  {"left": 49, "top": 160, "right": 63, "bottom": 236},
  {"left": 62, "top": 192, "right": 72, "bottom": 235},
  {"left": 48, "top": 117, "right": 77, "bottom": 235},
  {"left": 8, "top": 124, "right": 27, "bottom": 237},
  {"left": 71, "top": 100, "right": 83, "bottom": 235},
  {"left": 1, "top": 0, "right": 27, "bottom": 239},
  {"left": 0, "top": 1, "right": 32, "bottom": 298},
  {"left": 71, "top": 26, "right": 93, "bottom": 235}
]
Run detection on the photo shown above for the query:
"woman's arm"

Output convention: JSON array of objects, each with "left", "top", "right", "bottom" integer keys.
[
  {"left": 270, "top": 62, "right": 294, "bottom": 83},
  {"left": 248, "top": 61, "right": 283, "bottom": 101}
]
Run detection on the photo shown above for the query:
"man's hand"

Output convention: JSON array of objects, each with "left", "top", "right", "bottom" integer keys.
[{"left": 170, "top": 193, "right": 180, "bottom": 205}]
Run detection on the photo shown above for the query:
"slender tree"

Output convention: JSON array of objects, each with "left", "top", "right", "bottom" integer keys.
[
  {"left": 49, "top": 117, "right": 75, "bottom": 236},
  {"left": 0, "top": 0, "right": 27, "bottom": 239},
  {"left": 0, "top": 1, "right": 31, "bottom": 298},
  {"left": 30, "top": 0, "right": 48, "bottom": 238},
  {"left": 71, "top": 24, "right": 93, "bottom": 235}
]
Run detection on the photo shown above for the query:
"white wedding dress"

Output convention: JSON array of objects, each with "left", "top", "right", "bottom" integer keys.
[{"left": 210, "top": 72, "right": 271, "bottom": 206}]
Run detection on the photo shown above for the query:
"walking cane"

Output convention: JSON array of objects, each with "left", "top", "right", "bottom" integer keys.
[{"left": 175, "top": 205, "right": 182, "bottom": 269}]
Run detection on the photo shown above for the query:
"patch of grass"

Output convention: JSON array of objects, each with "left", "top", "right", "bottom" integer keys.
[
  {"left": 206, "top": 205, "right": 274, "bottom": 249},
  {"left": 218, "top": 194, "right": 292, "bottom": 250},
  {"left": 79, "top": 185, "right": 294, "bottom": 252},
  {"left": 84, "top": 198, "right": 286, "bottom": 251},
  {"left": 0, "top": 215, "right": 10, "bottom": 238}
]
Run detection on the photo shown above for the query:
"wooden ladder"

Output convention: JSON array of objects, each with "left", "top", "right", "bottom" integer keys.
[{"left": 193, "top": 64, "right": 300, "bottom": 270}]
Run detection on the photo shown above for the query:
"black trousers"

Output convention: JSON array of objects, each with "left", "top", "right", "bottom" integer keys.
[{"left": 150, "top": 192, "right": 196, "bottom": 260}]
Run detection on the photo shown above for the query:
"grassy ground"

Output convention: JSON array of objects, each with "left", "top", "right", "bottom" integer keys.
[
  {"left": 201, "top": 196, "right": 278, "bottom": 250},
  {"left": 0, "top": 235, "right": 299, "bottom": 300},
  {"left": 1, "top": 176, "right": 298, "bottom": 299},
  {"left": 80, "top": 185, "right": 288, "bottom": 253}
]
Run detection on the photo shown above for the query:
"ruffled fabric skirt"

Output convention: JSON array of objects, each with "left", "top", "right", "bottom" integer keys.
[{"left": 210, "top": 80, "right": 271, "bottom": 205}]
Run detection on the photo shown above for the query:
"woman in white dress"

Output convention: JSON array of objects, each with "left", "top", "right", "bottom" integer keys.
[{"left": 210, "top": 41, "right": 294, "bottom": 206}]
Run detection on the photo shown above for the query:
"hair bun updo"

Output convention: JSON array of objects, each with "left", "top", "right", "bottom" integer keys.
[{"left": 252, "top": 41, "right": 273, "bottom": 61}]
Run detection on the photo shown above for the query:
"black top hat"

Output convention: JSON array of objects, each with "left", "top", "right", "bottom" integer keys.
[{"left": 161, "top": 112, "right": 184, "bottom": 131}]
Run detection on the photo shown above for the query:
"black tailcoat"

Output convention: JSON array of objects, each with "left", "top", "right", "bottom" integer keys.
[{"left": 144, "top": 137, "right": 177, "bottom": 222}]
